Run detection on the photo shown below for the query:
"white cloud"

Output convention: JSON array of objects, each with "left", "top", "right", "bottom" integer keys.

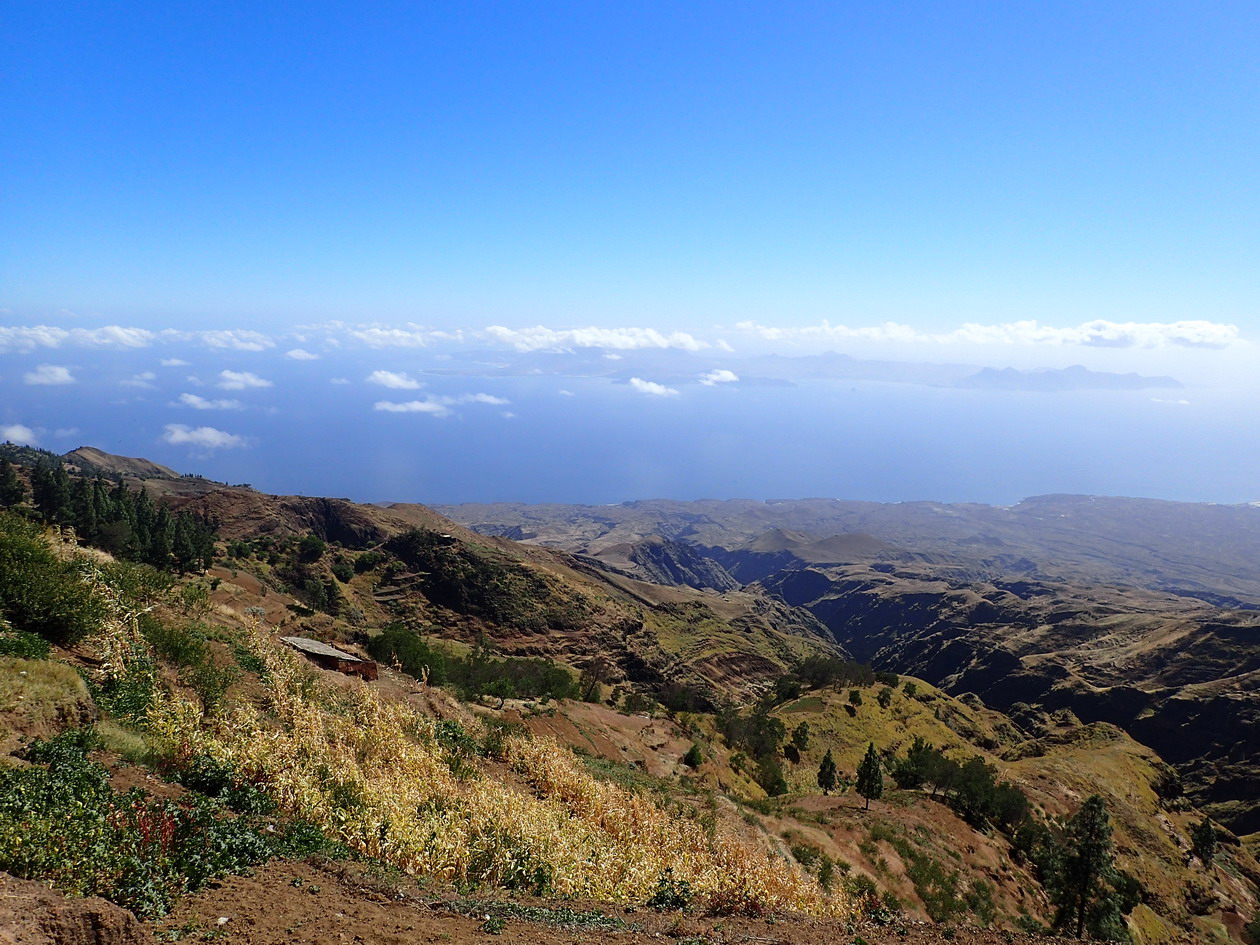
[
  {"left": 558, "top": 389, "right": 575, "bottom": 397},
  {"left": 0, "top": 326, "right": 69, "bottom": 352},
  {"left": 374, "top": 392, "right": 510, "bottom": 417},
  {"left": 700, "top": 369, "right": 739, "bottom": 386},
  {"left": 24, "top": 364, "right": 76, "bottom": 385},
  {"left": 374, "top": 399, "right": 451, "bottom": 416},
  {"left": 732, "top": 318, "right": 1243, "bottom": 350},
  {"left": 162, "top": 424, "right": 246, "bottom": 450},
  {"left": 160, "top": 358, "right": 190, "bottom": 367},
  {"left": 0, "top": 424, "right": 38, "bottom": 445},
  {"left": 122, "top": 371, "right": 157, "bottom": 389},
  {"left": 0, "top": 325, "right": 158, "bottom": 352},
  {"left": 348, "top": 325, "right": 464, "bottom": 348},
  {"left": 285, "top": 348, "right": 319, "bottom": 360},
  {"left": 177, "top": 329, "right": 274, "bottom": 351},
  {"left": 459, "top": 393, "right": 510, "bottom": 406},
  {"left": 52, "top": 427, "right": 79, "bottom": 438},
  {"left": 330, "top": 377, "right": 350, "bottom": 385},
  {"left": 629, "top": 377, "right": 680, "bottom": 397},
  {"left": 178, "top": 393, "right": 243, "bottom": 410},
  {"left": 1151, "top": 397, "right": 1192, "bottom": 406},
  {"left": 366, "top": 369, "right": 423, "bottom": 390},
  {"left": 480, "top": 325, "right": 707, "bottom": 352},
  {"left": 217, "top": 370, "right": 272, "bottom": 390},
  {"left": 75, "top": 326, "right": 157, "bottom": 348}
]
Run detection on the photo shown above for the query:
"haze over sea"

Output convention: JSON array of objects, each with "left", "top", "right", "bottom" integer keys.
[
  {"left": 4, "top": 4, "right": 1258, "bottom": 507},
  {"left": 3, "top": 330, "right": 1257, "bottom": 507}
]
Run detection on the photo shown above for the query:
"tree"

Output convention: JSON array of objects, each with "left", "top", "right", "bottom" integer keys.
[
  {"left": 791, "top": 721, "right": 810, "bottom": 753},
  {"left": 877, "top": 686, "right": 894, "bottom": 709},
  {"left": 848, "top": 689, "right": 863, "bottom": 707},
  {"left": 892, "top": 735, "right": 939, "bottom": 790},
  {"left": 817, "top": 748, "right": 838, "bottom": 795},
  {"left": 0, "top": 460, "right": 26, "bottom": 508},
  {"left": 682, "top": 743, "right": 703, "bottom": 768},
  {"left": 1191, "top": 816, "right": 1217, "bottom": 868},
  {"left": 1053, "top": 795, "right": 1122, "bottom": 940},
  {"left": 856, "top": 742, "right": 883, "bottom": 810}
]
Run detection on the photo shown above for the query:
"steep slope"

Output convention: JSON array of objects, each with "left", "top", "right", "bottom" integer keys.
[{"left": 759, "top": 564, "right": 1260, "bottom": 833}]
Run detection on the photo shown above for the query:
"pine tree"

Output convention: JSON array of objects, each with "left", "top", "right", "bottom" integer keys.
[
  {"left": 817, "top": 748, "right": 838, "bottom": 795},
  {"left": 791, "top": 721, "right": 810, "bottom": 753},
  {"left": 856, "top": 742, "right": 883, "bottom": 810},
  {"left": 1191, "top": 816, "right": 1217, "bottom": 868},
  {"left": 1054, "top": 794, "right": 1122, "bottom": 939},
  {"left": 0, "top": 459, "right": 26, "bottom": 507}
]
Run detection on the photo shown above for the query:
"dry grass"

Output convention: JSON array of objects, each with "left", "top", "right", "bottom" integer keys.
[{"left": 146, "top": 630, "right": 847, "bottom": 916}]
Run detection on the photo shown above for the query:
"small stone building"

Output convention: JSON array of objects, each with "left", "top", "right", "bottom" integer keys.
[{"left": 280, "top": 636, "right": 379, "bottom": 681}]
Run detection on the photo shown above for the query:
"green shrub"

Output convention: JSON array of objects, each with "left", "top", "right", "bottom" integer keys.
[
  {"left": 648, "top": 867, "right": 693, "bottom": 910},
  {"left": 0, "top": 730, "right": 273, "bottom": 918},
  {"left": 0, "top": 513, "right": 106, "bottom": 645},
  {"left": 140, "top": 615, "right": 208, "bottom": 668},
  {"left": 0, "top": 628, "right": 52, "bottom": 660}
]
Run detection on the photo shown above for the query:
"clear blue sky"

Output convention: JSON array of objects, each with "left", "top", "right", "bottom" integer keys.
[{"left": 4, "top": 1, "right": 1258, "bottom": 332}]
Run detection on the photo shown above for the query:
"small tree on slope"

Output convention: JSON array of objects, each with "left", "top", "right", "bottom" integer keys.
[
  {"left": 856, "top": 742, "right": 883, "bottom": 810},
  {"left": 1053, "top": 794, "right": 1125, "bottom": 940},
  {"left": 817, "top": 748, "right": 838, "bottom": 795}
]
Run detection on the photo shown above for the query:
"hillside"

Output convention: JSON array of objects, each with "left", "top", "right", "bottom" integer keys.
[{"left": 1, "top": 451, "right": 1259, "bottom": 943}]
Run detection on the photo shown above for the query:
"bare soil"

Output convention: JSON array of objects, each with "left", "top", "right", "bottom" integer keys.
[{"left": 152, "top": 857, "right": 1066, "bottom": 945}]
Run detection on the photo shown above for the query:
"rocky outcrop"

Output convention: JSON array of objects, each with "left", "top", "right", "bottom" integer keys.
[{"left": 624, "top": 538, "right": 739, "bottom": 591}]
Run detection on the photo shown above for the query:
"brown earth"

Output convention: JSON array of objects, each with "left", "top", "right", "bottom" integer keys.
[
  {"left": 151, "top": 857, "right": 1072, "bottom": 945},
  {"left": 0, "top": 872, "right": 152, "bottom": 945}
]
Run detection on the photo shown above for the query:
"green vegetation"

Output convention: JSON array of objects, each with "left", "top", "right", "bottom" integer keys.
[
  {"left": 368, "top": 625, "right": 580, "bottom": 702},
  {"left": 1191, "top": 816, "right": 1217, "bottom": 868},
  {"left": 385, "top": 528, "right": 589, "bottom": 631},
  {"left": 21, "top": 463, "right": 216, "bottom": 572},
  {"left": 0, "top": 730, "right": 275, "bottom": 918},
  {"left": 0, "top": 511, "right": 107, "bottom": 645},
  {"left": 1048, "top": 795, "right": 1128, "bottom": 940},
  {"left": 856, "top": 742, "right": 883, "bottom": 809},
  {"left": 817, "top": 748, "right": 838, "bottom": 795}
]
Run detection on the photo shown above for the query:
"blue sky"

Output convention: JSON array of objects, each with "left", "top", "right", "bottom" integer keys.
[{"left": 2, "top": 2, "right": 1258, "bottom": 503}]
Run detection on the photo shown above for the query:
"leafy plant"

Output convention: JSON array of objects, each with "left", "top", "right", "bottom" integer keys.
[
  {"left": 648, "top": 867, "right": 694, "bottom": 911},
  {"left": 0, "top": 729, "right": 274, "bottom": 918}
]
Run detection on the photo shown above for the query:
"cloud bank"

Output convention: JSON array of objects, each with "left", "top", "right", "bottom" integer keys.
[
  {"left": 480, "top": 325, "right": 706, "bottom": 352},
  {"left": 218, "top": 370, "right": 272, "bottom": 390},
  {"left": 178, "top": 393, "right": 243, "bottom": 410},
  {"left": 0, "top": 424, "right": 38, "bottom": 445},
  {"left": 373, "top": 393, "right": 510, "bottom": 418},
  {"left": 732, "top": 318, "right": 1242, "bottom": 350}
]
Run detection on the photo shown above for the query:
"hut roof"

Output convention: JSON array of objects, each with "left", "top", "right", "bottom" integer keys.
[{"left": 280, "top": 636, "right": 366, "bottom": 663}]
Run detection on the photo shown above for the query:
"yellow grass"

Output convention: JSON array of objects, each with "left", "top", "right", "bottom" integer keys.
[{"left": 146, "top": 630, "right": 847, "bottom": 916}]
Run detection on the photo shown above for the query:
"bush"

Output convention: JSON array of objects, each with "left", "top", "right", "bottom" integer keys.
[
  {"left": 368, "top": 626, "right": 580, "bottom": 702},
  {"left": 0, "top": 513, "right": 106, "bottom": 645},
  {"left": 0, "top": 730, "right": 274, "bottom": 917},
  {"left": 648, "top": 867, "right": 693, "bottom": 910},
  {"left": 0, "top": 628, "right": 52, "bottom": 660}
]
